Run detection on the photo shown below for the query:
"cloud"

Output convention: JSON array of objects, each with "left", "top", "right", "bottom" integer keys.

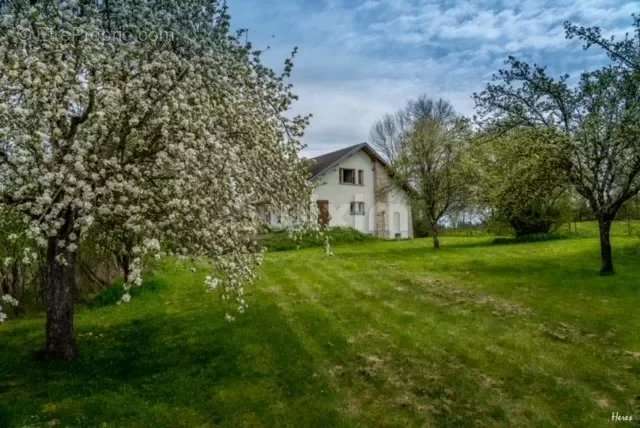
[{"left": 229, "top": 0, "right": 638, "bottom": 156}]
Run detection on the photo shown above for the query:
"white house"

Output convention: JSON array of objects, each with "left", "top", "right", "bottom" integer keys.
[{"left": 266, "top": 143, "right": 413, "bottom": 239}]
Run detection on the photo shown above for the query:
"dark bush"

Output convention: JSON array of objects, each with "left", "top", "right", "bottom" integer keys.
[{"left": 503, "top": 203, "right": 563, "bottom": 237}]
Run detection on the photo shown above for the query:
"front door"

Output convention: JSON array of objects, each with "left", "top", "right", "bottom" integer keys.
[{"left": 317, "top": 200, "right": 330, "bottom": 227}]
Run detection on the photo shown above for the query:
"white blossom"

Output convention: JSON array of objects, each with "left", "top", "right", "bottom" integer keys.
[
  {"left": 0, "top": 0, "right": 314, "bottom": 326},
  {"left": 1, "top": 295, "right": 19, "bottom": 307},
  {"left": 324, "top": 236, "right": 334, "bottom": 257},
  {"left": 0, "top": 294, "right": 19, "bottom": 323},
  {"left": 204, "top": 275, "right": 220, "bottom": 291}
]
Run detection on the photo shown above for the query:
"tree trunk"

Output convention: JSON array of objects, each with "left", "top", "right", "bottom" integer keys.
[
  {"left": 122, "top": 254, "right": 131, "bottom": 283},
  {"left": 431, "top": 223, "right": 440, "bottom": 250},
  {"left": 597, "top": 216, "right": 614, "bottom": 276},
  {"left": 117, "top": 237, "right": 135, "bottom": 284},
  {"left": 44, "top": 214, "right": 78, "bottom": 361}
]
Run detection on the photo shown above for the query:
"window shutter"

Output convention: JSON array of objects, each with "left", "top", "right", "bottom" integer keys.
[{"left": 339, "top": 168, "right": 343, "bottom": 184}]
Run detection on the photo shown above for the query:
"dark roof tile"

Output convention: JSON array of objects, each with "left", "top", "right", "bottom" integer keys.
[{"left": 308, "top": 143, "right": 387, "bottom": 179}]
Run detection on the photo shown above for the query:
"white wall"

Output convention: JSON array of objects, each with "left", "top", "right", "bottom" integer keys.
[
  {"left": 312, "top": 150, "right": 413, "bottom": 238},
  {"left": 312, "top": 151, "right": 376, "bottom": 233},
  {"left": 385, "top": 186, "right": 412, "bottom": 239},
  {"left": 264, "top": 149, "right": 413, "bottom": 239}
]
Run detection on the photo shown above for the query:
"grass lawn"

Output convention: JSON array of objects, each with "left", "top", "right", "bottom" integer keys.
[{"left": 1, "top": 228, "right": 639, "bottom": 427}]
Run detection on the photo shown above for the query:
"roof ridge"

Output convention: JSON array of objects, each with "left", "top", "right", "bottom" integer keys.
[{"left": 309, "top": 142, "right": 366, "bottom": 161}]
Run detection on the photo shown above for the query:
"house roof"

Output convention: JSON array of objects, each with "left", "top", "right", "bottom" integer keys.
[{"left": 308, "top": 143, "right": 388, "bottom": 179}]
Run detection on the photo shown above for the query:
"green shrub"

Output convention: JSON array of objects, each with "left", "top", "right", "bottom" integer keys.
[{"left": 259, "top": 227, "right": 376, "bottom": 252}]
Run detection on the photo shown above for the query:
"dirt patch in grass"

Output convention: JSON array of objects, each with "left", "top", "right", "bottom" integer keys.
[
  {"left": 412, "top": 277, "right": 532, "bottom": 318},
  {"left": 328, "top": 335, "right": 509, "bottom": 426},
  {"left": 540, "top": 321, "right": 589, "bottom": 343},
  {"left": 411, "top": 278, "right": 623, "bottom": 351}
]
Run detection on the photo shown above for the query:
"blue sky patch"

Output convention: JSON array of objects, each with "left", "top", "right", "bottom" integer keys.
[{"left": 229, "top": 0, "right": 637, "bottom": 156}]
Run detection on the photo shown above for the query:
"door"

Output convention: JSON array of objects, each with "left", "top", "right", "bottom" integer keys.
[
  {"left": 393, "top": 212, "right": 401, "bottom": 238},
  {"left": 317, "top": 200, "right": 330, "bottom": 227},
  {"left": 354, "top": 201, "right": 367, "bottom": 233}
]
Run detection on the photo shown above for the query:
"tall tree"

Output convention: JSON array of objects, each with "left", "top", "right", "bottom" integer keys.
[
  {"left": 389, "top": 97, "right": 471, "bottom": 249},
  {"left": 474, "top": 16, "right": 640, "bottom": 274},
  {"left": 0, "top": 0, "right": 311, "bottom": 359}
]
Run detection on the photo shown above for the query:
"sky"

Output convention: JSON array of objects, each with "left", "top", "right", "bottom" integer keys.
[{"left": 228, "top": 0, "right": 638, "bottom": 157}]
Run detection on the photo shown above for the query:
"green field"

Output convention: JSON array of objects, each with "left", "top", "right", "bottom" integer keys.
[{"left": 1, "top": 227, "right": 640, "bottom": 427}]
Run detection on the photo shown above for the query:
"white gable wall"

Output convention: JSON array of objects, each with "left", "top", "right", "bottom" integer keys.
[
  {"left": 311, "top": 150, "right": 413, "bottom": 239},
  {"left": 263, "top": 147, "right": 413, "bottom": 239},
  {"left": 312, "top": 150, "right": 376, "bottom": 233}
]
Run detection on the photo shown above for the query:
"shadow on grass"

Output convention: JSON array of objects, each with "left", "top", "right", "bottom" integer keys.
[{"left": 0, "top": 298, "right": 348, "bottom": 427}]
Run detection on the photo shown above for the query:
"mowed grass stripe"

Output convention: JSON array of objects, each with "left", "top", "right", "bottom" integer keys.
[{"left": 283, "top": 250, "right": 563, "bottom": 425}]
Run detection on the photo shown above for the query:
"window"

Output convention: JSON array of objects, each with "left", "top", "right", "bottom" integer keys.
[
  {"left": 340, "top": 168, "right": 356, "bottom": 184},
  {"left": 350, "top": 202, "right": 365, "bottom": 215},
  {"left": 339, "top": 168, "right": 364, "bottom": 185}
]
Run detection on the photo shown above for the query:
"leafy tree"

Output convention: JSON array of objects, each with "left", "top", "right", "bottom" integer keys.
[
  {"left": 388, "top": 97, "right": 472, "bottom": 249},
  {"left": 474, "top": 16, "right": 640, "bottom": 274},
  {"left": 471, "top": 128, "right": 569, "bottom": 237},
  {"left": 0, "top": 0, "right": 311, "bottom": 360}
]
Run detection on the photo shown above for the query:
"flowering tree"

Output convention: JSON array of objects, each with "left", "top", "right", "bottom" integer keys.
[{"left": 0, "top": 0, "right": 312, "bottom": 360}]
